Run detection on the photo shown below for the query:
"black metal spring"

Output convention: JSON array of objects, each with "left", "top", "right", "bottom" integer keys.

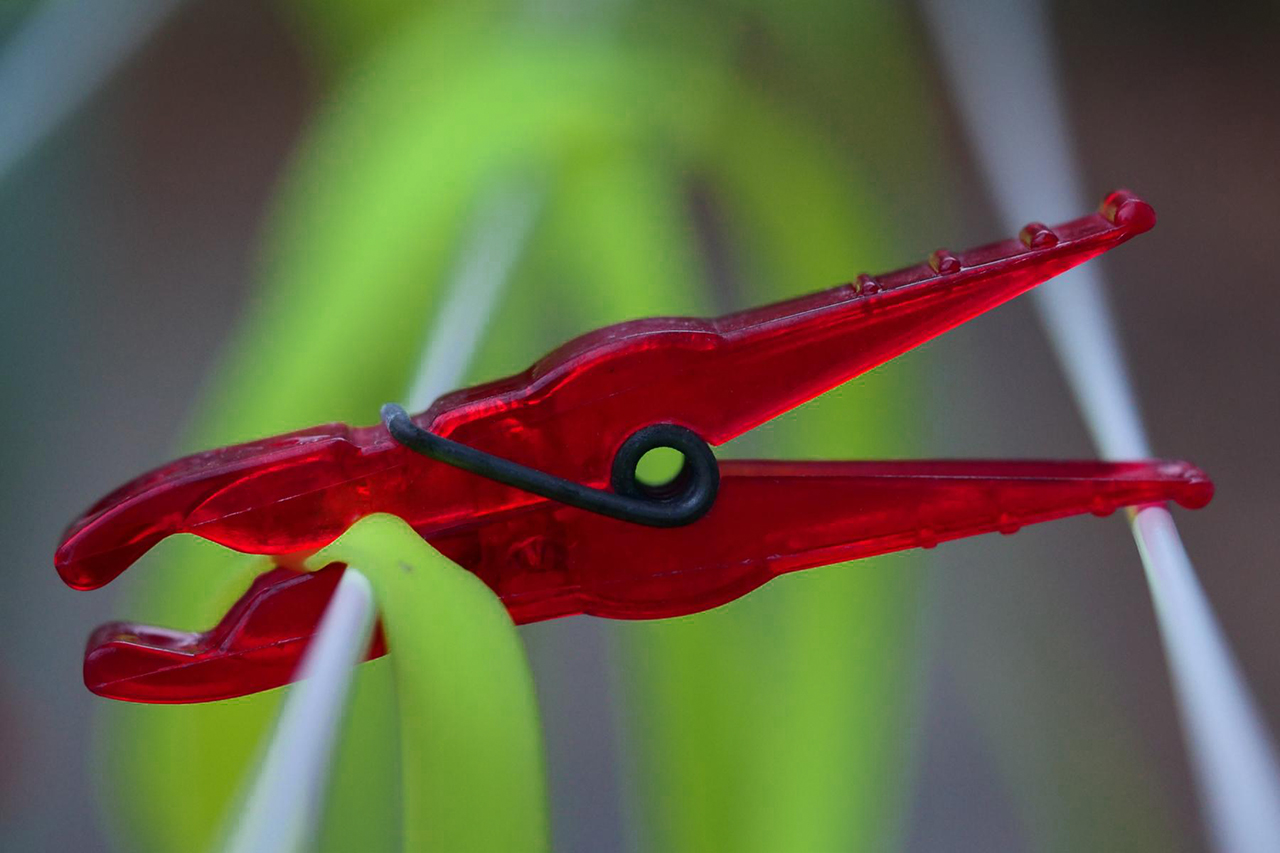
[{"left": 381, "top": 403, "right": 719, "bottom": 527}]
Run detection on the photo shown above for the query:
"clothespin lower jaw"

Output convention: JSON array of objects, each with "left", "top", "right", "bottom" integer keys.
[
  {"left": 56, "top": 190, "right": 1157, "bottom": 593},
  {"left": 84, "top": 456, "right": 1209, "bottom": 703},
  {"left": 84, "top": 565, "right": 386, "bottom": 703}
]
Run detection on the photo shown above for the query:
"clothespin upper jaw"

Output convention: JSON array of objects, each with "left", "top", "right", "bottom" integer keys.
[
  {"left": 54, "top": 423, "right": 371, "bottom": 590},
  {"left": 56, "top": 190, "right": 1156, "bottom": 594},
  {"left": 441, "top": 189, "right": 1157, "bottom": 452}
]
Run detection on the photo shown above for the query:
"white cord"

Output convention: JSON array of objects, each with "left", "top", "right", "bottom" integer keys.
[
  {"left": 405, "top": 185, "right": 541, "bottom": 411},
  {"left": 920, "top": 1, "right": 1280, "bottom": 850},
  {"left": 219, "top": 183, "right": 539, "bottom": 851},
  {"left": 220, "top": 569, "right": 376, "bottom": 853},
  {"left": 1133, "top": 505, "right": 1280, "bottom": 849},
  {"left": 918, "top": 0, "right": 1149, "bottom": 461}
]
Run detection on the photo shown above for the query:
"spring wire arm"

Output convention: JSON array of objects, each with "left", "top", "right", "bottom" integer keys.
[{"left": 380, "top": 403, "right": 719, "bottom": 528}]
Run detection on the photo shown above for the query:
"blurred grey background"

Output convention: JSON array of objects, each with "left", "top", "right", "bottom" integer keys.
[{"left": 1, "top": 1, "right": 1277, "bottom": 850}]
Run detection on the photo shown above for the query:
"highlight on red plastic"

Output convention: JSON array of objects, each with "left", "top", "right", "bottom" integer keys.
[{"left": 56, "top": 189, "right": 1215, "bottom": 704}]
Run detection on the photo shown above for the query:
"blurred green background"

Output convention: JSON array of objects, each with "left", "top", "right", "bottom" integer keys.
[{"left": 1, "top": 1, "right": 1277, "bottom": 850}]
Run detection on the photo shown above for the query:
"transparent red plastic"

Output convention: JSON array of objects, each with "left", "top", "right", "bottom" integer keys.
[{"left": 57, "top": 190, "right": 1214, "bottom": 704}]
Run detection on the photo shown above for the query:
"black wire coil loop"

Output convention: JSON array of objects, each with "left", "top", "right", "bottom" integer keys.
[{"left": 381, "top": 403, "right": 719, "bottom": 527}]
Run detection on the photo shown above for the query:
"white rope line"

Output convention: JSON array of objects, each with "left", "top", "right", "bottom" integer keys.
[
  {"left": 0, "top": 3, "right": 535, "bottom": 845},
  {"left": 219, "top": 184, "right": 539, "bottom": 852},
  {"left": 1133, "top": 506, "right": 1280, "bottom": 848},
  {"left": 0, "top": 0, "right": 183, "bottom": 183},
  {"left": 220, "top": 568, "right": 376, "bottom": 853},
  {"left": 916, "top": 0, "right": 1148, "bottom": 461},
  {"left": 405, "top": 185, "right": 541, "bottom": 411},
  {"left": 920, "top": 2, "right": 1280, "bottom": 850}
]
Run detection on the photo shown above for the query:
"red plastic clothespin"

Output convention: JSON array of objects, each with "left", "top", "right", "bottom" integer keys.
[{"left": 55, "top": 190, "right": 1212, "bottom": 704}]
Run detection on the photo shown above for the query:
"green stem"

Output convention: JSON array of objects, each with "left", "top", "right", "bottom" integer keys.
[{"left": 306, "top": 514, "right": 549, "bottom": 852}]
